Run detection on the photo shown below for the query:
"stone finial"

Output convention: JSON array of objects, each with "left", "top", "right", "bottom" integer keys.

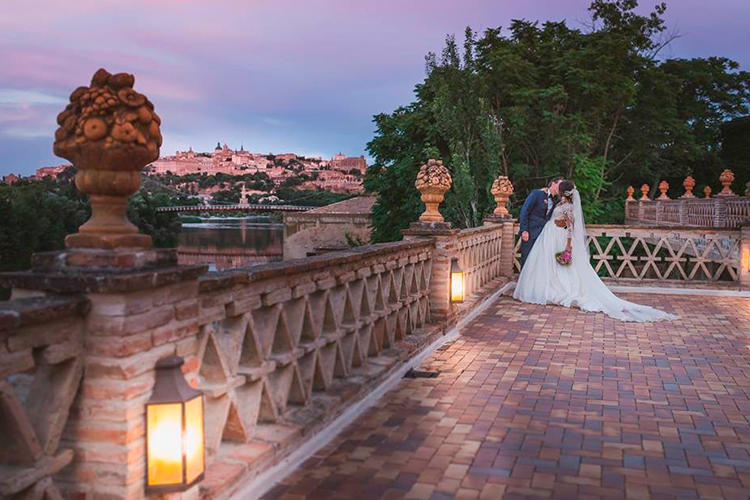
[
  {"left": 657, "top": 180, "right": 670, "bottom": 200},
  {"left": 490, "top": 176, "right": 514, "bottom": 216},
  {"left": 626, "top": 186, "right": 635, "bottom": 201},
  {"left": 746, "top": 181, "right": 750, "bottom": 197},
  {"left": 54, "top": 68, "right": 162, "bottom": 249},
  {"left": 704, "top": 185, "right": 712, "bottom": 198},
  {"left": 719, "top": 169, "right": 736, "bottom": 196},
  {"left": 682, "top": 176, "right": 695, "bottom": 198},
  {"left": 640, "top": 184, "right": 650, "bottom": 201},
  {"left": 415, "top": 159, "right": 452, "bottom": 223}
]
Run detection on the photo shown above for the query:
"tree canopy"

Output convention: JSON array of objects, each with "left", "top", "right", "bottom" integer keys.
[{"left": 363, "top": 0, "right": 750, "bottom": 242}]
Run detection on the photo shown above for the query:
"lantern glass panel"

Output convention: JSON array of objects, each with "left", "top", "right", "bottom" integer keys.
[
  {"left": 184, "top": 395, "right": 205, "bottom": 484},
  {"left": 451, "top": 271, "right": 464, "bottom": 302},
  {"left": 147, "top": 402, "right": 183, "bottom": 486}
]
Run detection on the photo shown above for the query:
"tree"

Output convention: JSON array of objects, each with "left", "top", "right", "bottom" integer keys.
[{"left": 364, "top": 0, "right": 750, "bottom": 241}]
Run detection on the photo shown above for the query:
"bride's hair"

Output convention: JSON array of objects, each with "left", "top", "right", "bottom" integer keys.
[{"left": 558, "top": 180, "right": 575, "bottom": 201}]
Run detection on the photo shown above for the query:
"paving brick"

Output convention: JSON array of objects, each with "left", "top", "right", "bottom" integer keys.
[{"left": 260, "top": 294, "right": 750, "bottom": 500}]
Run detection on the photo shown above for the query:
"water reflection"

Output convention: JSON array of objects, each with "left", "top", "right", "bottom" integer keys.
[{"left": 178, "top": 218, "right": 283, "bottom": 271}]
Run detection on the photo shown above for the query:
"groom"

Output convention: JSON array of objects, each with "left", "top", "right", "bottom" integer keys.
[{"left": 518, "top": 177, "right": 563, "bottom": 268}]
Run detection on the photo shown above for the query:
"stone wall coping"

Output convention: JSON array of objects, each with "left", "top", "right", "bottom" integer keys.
[
  {"left": 199, "top": 238, "right": 434, "bottom": 293},
  {"left": 0, "top": 295, "right": 90, "bottom": 332},
  {"left": 455, "top": 224, "right": 505, "bottom": 240},
  {"left": 0, "top": 264, "right": 208, "bottom": 295},
  {"left": 585, "top": 224, "right": 740, "bottom": 235}
]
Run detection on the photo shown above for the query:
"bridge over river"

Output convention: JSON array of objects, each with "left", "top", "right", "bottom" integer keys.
[{"left": 156, "top": 203, "right": 315, "bottom": 213}]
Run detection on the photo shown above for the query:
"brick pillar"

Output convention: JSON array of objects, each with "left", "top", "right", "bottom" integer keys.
[
  {"left": 402, "top": 222, "right": 459, "bottom": 325},
  {"left": 714, "top": 196, "right": 727, "bottom": 228},
  {"left": 655, "top": 201, "right": 664, "bottom": 226},
  {"left": 740, "top": 223, "right": 750, "bottom": 291},
  {"left": 483, "top": 215, "right": 516, "bottom": 278},
  {"left": 637, "top": 200, "right": 646, "bottom": 223},
  {"left": 679, "top": 199, "right": 687, "bottom": 226},
  {"left": 1, "top": 249, "right": 207, "bottom": 500}
]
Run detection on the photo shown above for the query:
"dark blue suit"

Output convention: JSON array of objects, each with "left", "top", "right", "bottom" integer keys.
[{"left": 518, "top": 189, "right": 556, "bottom": 268}]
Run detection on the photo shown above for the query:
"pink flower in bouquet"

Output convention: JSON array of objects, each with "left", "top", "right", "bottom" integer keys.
[{"left": 556, "top": 251, "right": 572, "bottom": 266}]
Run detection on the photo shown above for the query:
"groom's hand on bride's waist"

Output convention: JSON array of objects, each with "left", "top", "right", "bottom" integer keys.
[
  {"left": 521, "top": 231, "right": 529, "bottom": 242},
  {"left": 554, "top": 219, "right": 567, "bottom": 228}
]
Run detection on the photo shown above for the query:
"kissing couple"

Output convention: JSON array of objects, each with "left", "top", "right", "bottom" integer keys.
[{"left": 513, "top": 178, "right": 678, "bottom": 322}]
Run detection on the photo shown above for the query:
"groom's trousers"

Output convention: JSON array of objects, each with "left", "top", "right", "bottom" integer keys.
[{"left": 520, "top": 237, "right": 537, "bottom": 269}]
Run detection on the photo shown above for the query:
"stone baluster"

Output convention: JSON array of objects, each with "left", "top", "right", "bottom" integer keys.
[
  {"left": 682, "top": 176, "right": 695, "bottom": 198},
  {"left": 657, "top": 180, "right": 669, "bottom": 200},
  {"left": 719, "top": 169, "right": 736, "bottom": 197}
]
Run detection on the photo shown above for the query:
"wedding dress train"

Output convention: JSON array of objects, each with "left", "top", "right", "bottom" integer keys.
[{"left": 513, "top": 190, "right": 678, "bottom": 322}]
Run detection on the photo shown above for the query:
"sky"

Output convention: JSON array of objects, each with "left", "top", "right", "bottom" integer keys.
[{"left": 1, "top": 0, "right": 749, "bottom": 176}]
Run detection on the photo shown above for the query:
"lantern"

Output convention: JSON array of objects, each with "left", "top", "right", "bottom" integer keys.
[
  {"left": 145, "top": 356, "right": 205, "bottom": 493},
  {"left": 450, "top": 258, "right": 465, "bottom": 303}
]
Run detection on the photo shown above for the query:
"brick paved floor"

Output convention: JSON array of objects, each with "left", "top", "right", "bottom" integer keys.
[{"left": 261, "top": 293, "right": 750, "bottom": 500}]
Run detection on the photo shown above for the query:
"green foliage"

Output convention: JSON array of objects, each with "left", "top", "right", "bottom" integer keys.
[
  {"left": 0, "top": 177, "right": 182, "bottom": 276},
  {"left": 344, "top": 232, "right": 367, "bottom": 247},
  {"left": 274, "top": 188, "right": 352, "bottom": 207},
  {"left": 364, "top": 0, "right": 750, "bottom": 241}
]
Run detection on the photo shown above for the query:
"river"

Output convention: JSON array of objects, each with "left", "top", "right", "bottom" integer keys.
[{"left": 177, "top": 218, "right": 284, "bottom": 271}]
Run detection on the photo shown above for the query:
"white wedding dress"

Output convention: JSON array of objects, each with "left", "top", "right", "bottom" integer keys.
[{"left": 513, "top": 189, "right": 678, "bottom": 322}]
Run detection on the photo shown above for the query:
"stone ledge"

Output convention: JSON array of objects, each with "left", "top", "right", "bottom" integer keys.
[
  {"left": 198, "top": 240, "right": 435, "bottom": 293},
  {"left": 0, "top": 295, "right": 90, "bottom": 333},
  {"left": 0, "top": 265, "right": 207, "bottom": 294}
]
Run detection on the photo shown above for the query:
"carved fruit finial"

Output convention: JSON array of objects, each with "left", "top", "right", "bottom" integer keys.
[
  {"left": 54, "top": 68, "right": 163, "bottom": 249},
  {"left": 626, "top": 186, "right": 635, "bottom": 201},
  {"left": 704, "top": 185, "right": 712, "bottom": 198},
  {"left": 415, "top": 159, "right": 452, "bottom": 223},
  {"left": 682, "top": 176, "right": 695, "bottom": 198},
  {"left": 719, "top": 169, "right": 735, "bottom": 196},
  {"left": 658, "top": 180, "right": 669, "bottom": 200},
  {"left": 640, "top": 184, "right": 650, "bottom": 201},
  {"left": 490, "top": 176, "right": 514, "bottom": 216}
]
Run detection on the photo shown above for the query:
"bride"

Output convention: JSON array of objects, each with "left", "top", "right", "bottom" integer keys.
[{"left": 513, "top": 180, "right": 678, "bottom": 322}]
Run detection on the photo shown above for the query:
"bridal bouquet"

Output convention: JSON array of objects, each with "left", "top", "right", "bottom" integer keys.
[{"left": 555, "top": 251, "right": 572, "bottom": 266}]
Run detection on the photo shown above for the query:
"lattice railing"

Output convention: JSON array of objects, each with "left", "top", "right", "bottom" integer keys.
[
  {"left": 0, "top": 296, "right": 89, "bottom": 499},
  {"left": 513, "top": 225, "right": 740, "bottom": 286},
  {"left": 454, "top": 226, "right": 504, "bottom": 300},
  {"left": 195, "top": 240, "right": 433, "bottom": 462}
]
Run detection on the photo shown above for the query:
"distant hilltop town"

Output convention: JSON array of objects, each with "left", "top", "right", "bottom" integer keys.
[{"left": 2, "top": 143, "right": 368, "bottom": 195}]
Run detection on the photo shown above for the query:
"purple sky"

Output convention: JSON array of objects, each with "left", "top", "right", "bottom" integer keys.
[{"left": 1, "top": 0, "right": 749, "bottom": 176}]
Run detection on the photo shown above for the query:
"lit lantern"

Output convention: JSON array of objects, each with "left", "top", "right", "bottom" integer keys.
[
  {"left": 146, "top": 356, "right": 205, "bottom": 493},
  {"left": 450, "top": 258, "right": 465, "bottom": 303}
]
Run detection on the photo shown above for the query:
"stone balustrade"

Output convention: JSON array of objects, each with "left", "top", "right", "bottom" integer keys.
[
  {"left": 0, "top": 295, "right": 89, "bottom": 499},
  {"left": 514, "top": 224, "right": 749, "bottom": 288},
  {"left": 626, "top": 172, "right": 750, "bottom": 228},
  {"left": 0, "top": 230, "right": 511, "bottom": 499}
]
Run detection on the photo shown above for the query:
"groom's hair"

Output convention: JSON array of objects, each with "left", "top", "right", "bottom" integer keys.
[{"left": 548, "top": 176, "right": 564, "bottom": 188}]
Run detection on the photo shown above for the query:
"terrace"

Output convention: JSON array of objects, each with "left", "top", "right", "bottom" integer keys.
[{"left": 1, "top": 75, "right": 749, "bottom": 500}]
